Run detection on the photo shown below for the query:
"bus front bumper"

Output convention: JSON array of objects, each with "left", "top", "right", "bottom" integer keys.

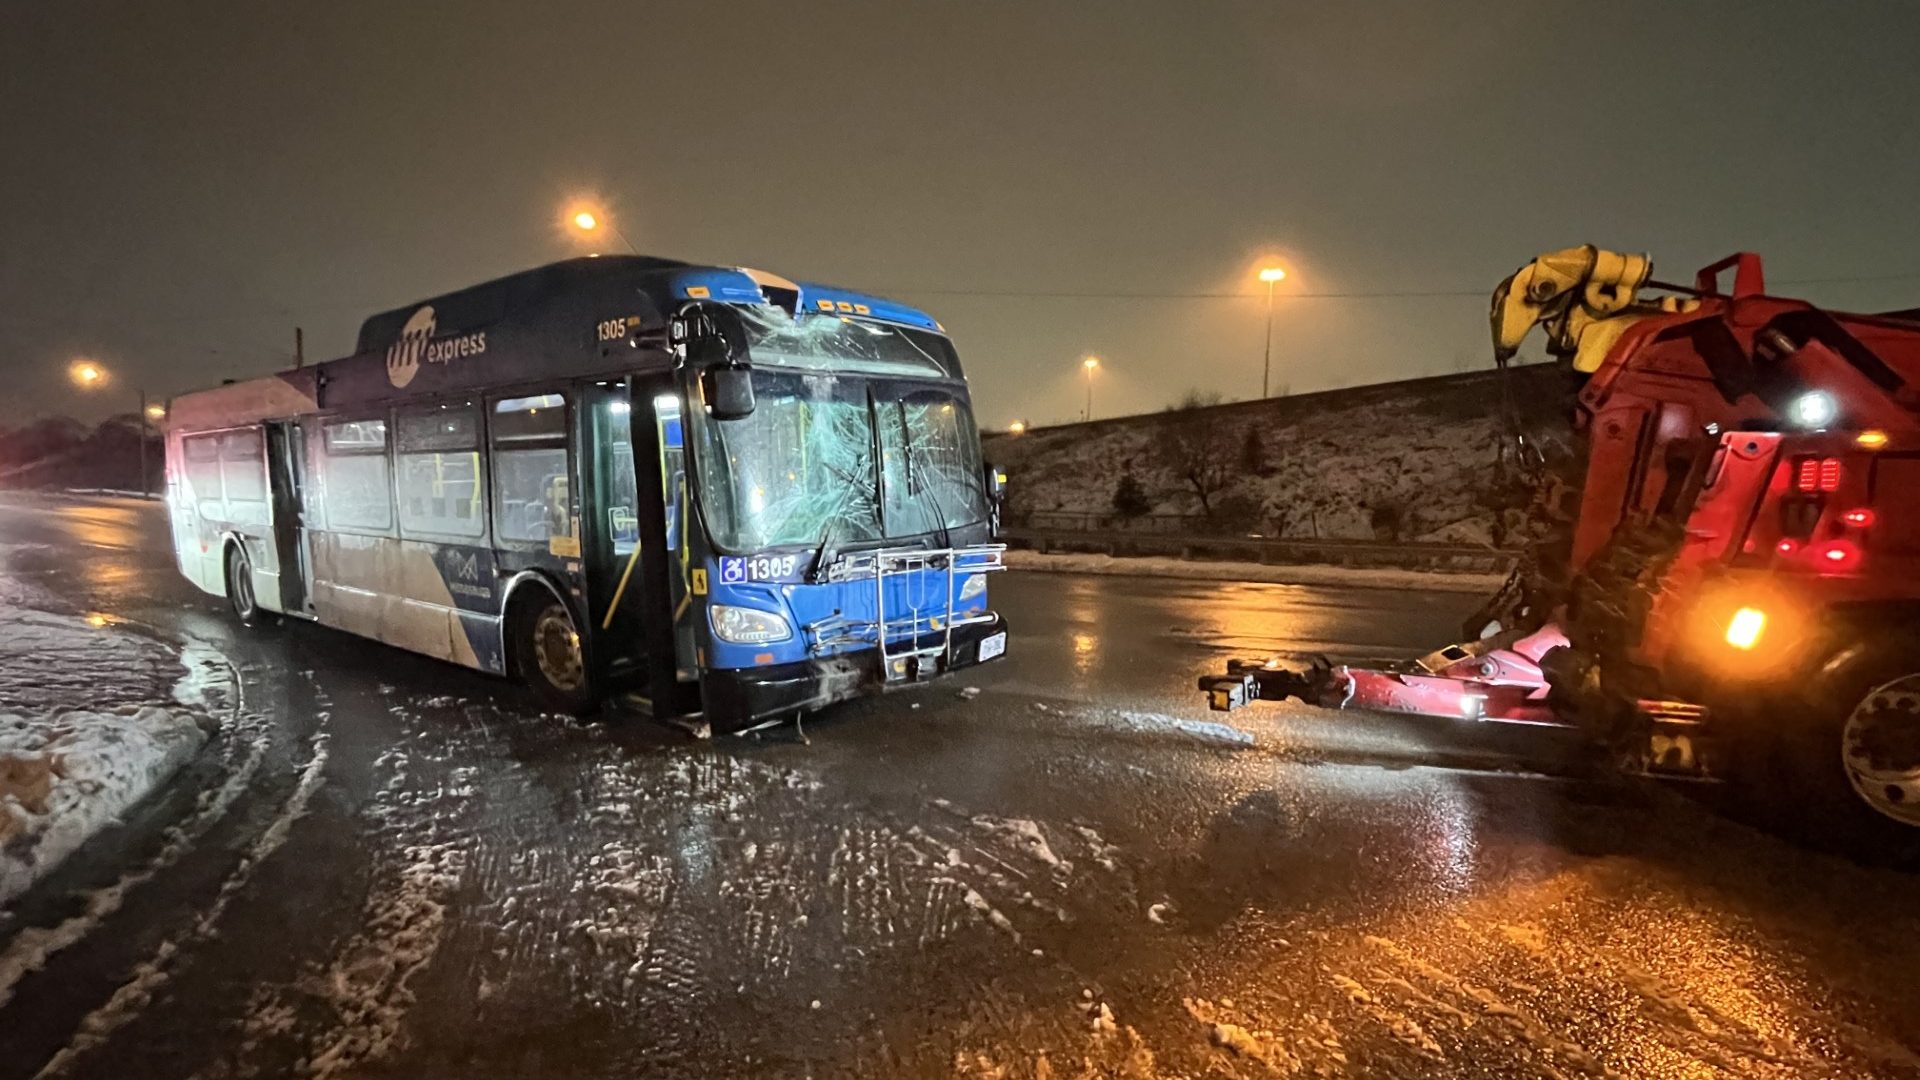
[{"left": 700, "top": 613, "right": 1009, "bottom": 729}]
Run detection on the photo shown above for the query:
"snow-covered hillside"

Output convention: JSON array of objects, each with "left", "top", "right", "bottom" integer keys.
[{"left": 984, "top": 367, "right": 1575, "bottom": 547}]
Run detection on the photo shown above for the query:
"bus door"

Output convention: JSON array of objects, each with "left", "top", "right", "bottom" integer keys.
[
  {"left": 587, "top": 378, "right": 702, "bottom": 707},
  {"left": 264, "top": 420, "right": 311, "bottom": 614},
  {"left": 583, "top": 378, "right": 697, "bottom": 714}
]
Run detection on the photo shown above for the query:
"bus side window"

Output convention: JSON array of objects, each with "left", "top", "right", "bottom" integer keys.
[
  {"left": 395, "top": 406, "right": 485, "bottom": 540},
  {"left": 321, "top": 418, "right": 394, "bottom": 533},
  {"left": 183, "top": 433, "right": 225, "bottom": 522},
  {"left": 492, "top": 394, "right": 572, "bottom": 546},
  {"left": 219, "top": 428, "right": 268, "bottom": 527}
]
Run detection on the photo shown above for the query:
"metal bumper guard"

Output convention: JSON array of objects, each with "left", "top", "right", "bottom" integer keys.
[{"left": 805, "top": 543, "right": 1007, "bottom": 681}]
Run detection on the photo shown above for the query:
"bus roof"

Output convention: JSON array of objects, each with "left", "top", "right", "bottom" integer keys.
[
  {"left": 170, "top": 256, "right": 947, "bottom": 424},
  {"left": 354, "top": 255, "right": 941, "bottom": 352}
]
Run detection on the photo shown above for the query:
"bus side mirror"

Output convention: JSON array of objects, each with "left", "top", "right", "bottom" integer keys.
[
  {"left": 704, "top": 366, "right": 756, "bottom": 420},
  {"left": 985, "top": 466, "right": 1007, "bottom": 503}
]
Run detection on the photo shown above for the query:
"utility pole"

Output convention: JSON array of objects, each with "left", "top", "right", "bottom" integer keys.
[
  {"left": 294, "top": 326, "right": 305, "bottom": 368},
  {"left": 137, "top": 388, "right": 149, "bottom": 498},
  {"left": 1257, "top": 266, "right": 1287, "bottom": 398}
]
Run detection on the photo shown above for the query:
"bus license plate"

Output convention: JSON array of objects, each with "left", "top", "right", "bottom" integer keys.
[{"left": 977, "top": 632, "right": 1006, "bottom": 662}]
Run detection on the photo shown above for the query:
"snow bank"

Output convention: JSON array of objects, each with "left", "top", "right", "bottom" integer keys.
[
  {"left": 0, "top": 707, "right": 208, "bottom": 905},
  {"left": 986, "top": 366, "right": 1575, "bottom": 546},
  {"left": 1005, "top": 550, "right": 1505, "bottom": 594}
]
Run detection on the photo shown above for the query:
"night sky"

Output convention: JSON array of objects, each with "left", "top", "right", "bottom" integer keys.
[{"left": 6, "top": 1, "right": 1920, "bottom": 428}]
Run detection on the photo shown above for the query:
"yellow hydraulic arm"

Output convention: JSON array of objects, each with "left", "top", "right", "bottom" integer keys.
[{"left": 1490, "top": 245, "right": 1697, "bottom": 373}]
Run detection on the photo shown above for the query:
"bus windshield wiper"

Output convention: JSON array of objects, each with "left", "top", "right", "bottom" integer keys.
[
  {"left": 808, "top": 516, "right": 842, "bottom": 583},
  {"left": 904, "top": 440, "right": 955, "bottom": 550}
]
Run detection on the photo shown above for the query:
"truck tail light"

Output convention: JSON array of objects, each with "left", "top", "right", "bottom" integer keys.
[
  {"left": 1775, "top": 538, "right": 1800, "bottom": 556},
  {"left": 1795, "top": 456, "right": 1843, "bottom": 493},
  {"left": 1815, "top": 540, "right": 1861, "bottom": 570},
  {"left": 1842, "top": 508, "right": 1875, "bottom": 528}
]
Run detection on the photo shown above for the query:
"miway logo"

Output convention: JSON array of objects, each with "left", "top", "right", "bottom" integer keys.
[{"left": 385, "top": 306, "right": 488, "bottom": 389}]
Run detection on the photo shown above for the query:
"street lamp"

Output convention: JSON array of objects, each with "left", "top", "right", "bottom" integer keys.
[
  {"left": 1257, "top": 266, "right": 1287, "bottom": 399},
  {"left": 1008, "top": 420, "right": 1027, "bottom": 435},
  {"left": 1082, "top": 356, "right": 1100, "bottom": 422},
  {"left": 69, "top": 359, "right": 158, "bottom": 497},
  {"left": 568, "top": 204, "right": 638, "bottom": 254}
]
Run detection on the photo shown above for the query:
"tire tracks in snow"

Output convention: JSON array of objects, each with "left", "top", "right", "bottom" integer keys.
[
  {"left": 213, "top": 702, "right": 481, "bottom": 1078},
  {"left": 33, "top": 726, "right": 330, "bottom": 1078}
]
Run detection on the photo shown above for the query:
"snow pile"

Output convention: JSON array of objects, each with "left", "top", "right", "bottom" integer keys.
[
  {"left": 1005, "top": 549, "right": 1506, "bottom": 593},
  {"left": 0, "top": 706, "right": 207, "bottom": 905}
]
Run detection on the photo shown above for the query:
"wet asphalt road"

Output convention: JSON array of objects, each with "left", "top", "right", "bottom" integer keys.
[{"left": 2, "top": 493, "right": 1918, "bottom": 1079}]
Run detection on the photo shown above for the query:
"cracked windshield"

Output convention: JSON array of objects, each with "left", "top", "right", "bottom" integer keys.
[{"left": 693, "top": 310, "right": 987, "bottom": 551}]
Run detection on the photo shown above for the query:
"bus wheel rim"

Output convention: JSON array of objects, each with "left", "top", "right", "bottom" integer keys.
[
  {"left": 1841, "top": 674, "right": 1920, "bottom": 827},
  {"left": 532, "top": 607, "right": 585, "bottom": 692}
]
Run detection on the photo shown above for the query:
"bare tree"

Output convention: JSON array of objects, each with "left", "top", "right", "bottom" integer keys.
[{"left": 1158, "top": 390, "right": 1236, "bottom": 517}]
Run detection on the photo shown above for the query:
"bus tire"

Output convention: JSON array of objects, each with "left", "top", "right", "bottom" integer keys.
[
  {"left": 1766, "top": 651, "right": 1920, "bottom": 865},
  {"left": 224, "top": 543, "right": 274, "bottom": 629},
  {"left": 510, "top": 590, "right": 598, "bottom": 716}
]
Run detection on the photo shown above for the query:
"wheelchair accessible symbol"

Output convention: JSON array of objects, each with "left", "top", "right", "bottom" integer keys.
[{"left": 718, "top": 557, "right": 748, "bottom": 585}]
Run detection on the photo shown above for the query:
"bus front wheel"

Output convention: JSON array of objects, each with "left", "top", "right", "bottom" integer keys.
[{"left": 511, "top": 592, "right": 598, "bottom": 716}]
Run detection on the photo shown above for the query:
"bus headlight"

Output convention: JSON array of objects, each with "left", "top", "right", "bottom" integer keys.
[
  {"left": 710, "top": 604, "right": 792, "bottom": 644},
  {"left": 957, "top": 574, "right": 987, "bottom": 601}
]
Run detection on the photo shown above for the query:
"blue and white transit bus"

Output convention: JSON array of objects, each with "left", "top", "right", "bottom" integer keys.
[{"left": 163, "top": 256, "right": 1008, "bottom": 723}]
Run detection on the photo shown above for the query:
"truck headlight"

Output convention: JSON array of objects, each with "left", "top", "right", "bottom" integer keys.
[
  {"left": 957, "top": 574, "right": 987, "bottom": 601},
  {"left": 710, "top": 604, "right": 792, "bottom": 644},
  {"left": 1788, "top": 391, "right": 1836, "bottom": 429}
]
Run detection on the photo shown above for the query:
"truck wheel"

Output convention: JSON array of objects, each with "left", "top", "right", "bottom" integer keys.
[
  {"left": 1837, "top": 672, "right": 1920, "bottom": 828},
  {"left": 511, "top": 592, "right": 598, "bottom": 716},
  {"left": 1773, "top": 660, "right": 1920, "bottom": 863}
]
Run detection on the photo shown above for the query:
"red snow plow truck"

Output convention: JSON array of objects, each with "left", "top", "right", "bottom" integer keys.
[{"left": 1200, "top": 247, "right": 1920, "bottom": 851}]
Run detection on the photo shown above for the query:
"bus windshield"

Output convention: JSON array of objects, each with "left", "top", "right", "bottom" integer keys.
[
  {"left": 734, "top": 306, "right": 957, "bottom": 378},
  {"left": 692, "top": 366, "right": 988, "bottom": 552}
]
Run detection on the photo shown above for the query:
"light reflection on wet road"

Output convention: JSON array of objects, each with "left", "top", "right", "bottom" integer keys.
[{"left": 1, "top": 493, "right": 1917, "bottom": 1079}]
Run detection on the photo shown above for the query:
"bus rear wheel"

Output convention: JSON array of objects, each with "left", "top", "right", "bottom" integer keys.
[
  {"left": 512, "top": 593, "right": 597, "bottom": 716},
  {"left": 225, "top": 544, "right": 272, "bottom": 628}
]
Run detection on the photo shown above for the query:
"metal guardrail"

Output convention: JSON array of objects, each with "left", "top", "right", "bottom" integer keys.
[{"left": 1001, "top": 528, "right": 1516, "bottom": 573}]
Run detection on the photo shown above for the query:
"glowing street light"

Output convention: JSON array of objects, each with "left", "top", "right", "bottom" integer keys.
[
  {"left": 1257, "top": 265, "right": 1287, "bottom": 399},
  {"left": 1082, "top": 356, "right": 1100, "bottom": 422},
  {"left": 1008, "top": 420, "right": 1027, "bottom": 435},
  {"left": 69, "top": 358, "right": 159, "bottom": 497},
  {"left": 568, "top": 203, "right": 638, "bottom": 254}
]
